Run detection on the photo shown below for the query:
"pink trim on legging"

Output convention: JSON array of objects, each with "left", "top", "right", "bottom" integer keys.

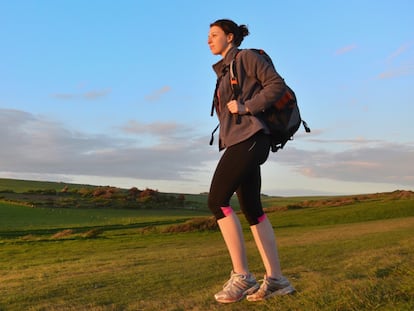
[
  {"left": 220, "top": 206, "right": 233, "bottom": 217},
  {"left": 258, "top": 214, "right": 267, "bottom": 223}
]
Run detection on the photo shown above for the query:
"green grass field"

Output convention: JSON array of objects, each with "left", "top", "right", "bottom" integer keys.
[{"left": 0, "top": 179, "right": 413, "bottom": 310}]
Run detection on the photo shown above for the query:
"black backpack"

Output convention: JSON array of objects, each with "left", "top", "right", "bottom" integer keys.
[{"left": 230, "top": 49, "right": 310, "bottom": 152}]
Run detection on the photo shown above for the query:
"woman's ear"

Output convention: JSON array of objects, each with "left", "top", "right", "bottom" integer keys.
[{"left": 226, "top": 33, "right": 234, "bottom": 44}]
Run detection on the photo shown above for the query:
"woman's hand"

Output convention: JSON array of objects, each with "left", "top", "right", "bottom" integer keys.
[{"left": 226, "top": 100, "right": 249, "bottom": 115}]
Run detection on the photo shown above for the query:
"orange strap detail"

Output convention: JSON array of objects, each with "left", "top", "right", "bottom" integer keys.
[{"left": 275, "top": 89, "right": 294, "bottom": 109}]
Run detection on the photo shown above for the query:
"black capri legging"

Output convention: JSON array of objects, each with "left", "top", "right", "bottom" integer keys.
[{"left": 208, "top": 131, "right": 271, "bottom": 226}]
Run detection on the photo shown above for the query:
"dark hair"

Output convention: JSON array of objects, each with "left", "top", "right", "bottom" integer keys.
[{"left": 210, "top": 19, "right": 249, "bottom": 47}]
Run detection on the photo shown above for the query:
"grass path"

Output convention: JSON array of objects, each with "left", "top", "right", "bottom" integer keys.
[{"left": 1, "top": 215, "right": 413, "bottom": 310}]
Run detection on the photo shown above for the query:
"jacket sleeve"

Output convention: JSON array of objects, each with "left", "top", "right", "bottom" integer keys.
[{"left": 238, "top": 49, "right": 287, "bottom": 115}]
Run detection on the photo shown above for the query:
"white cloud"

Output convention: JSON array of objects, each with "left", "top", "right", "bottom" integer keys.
[
  {"left": 273, "top": 142, "right": 414, "bottom": 186},
  {"left": 1, "top": 108, "right": 413, "bottom": 194},
  {"left": 386, "top": 42, "right": 412, "bottom": 62},
  {"left": 51, "top": 88, "right": 111, "bottom": 100},
  {"left": 334, "top": 44, "right": 357, "bottom": 55},
  {"left": 120, "top": 120, "right": 186, "bottom": 136},
  {"left": 378, "top": 64, "right": 414, "bottom": 79},
  {"left": 144, "top": 86, "right": 171, "bottom": 102},
  {"left": 0, "top": 108, "right": 214, "bottom": 182}
]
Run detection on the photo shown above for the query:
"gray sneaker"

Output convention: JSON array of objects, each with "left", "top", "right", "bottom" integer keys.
[
  {"left": 246, "top": 275, "right": 295, "bottom": 301},
  {"left": 214, "top": 271, "right": 259, "bottom": 303}
]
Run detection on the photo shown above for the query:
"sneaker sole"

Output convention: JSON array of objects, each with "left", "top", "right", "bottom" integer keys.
[
  {"left": 246, "top": 285, "right": 296, "bottom": 302},
  {"left": 215, "top": 284, "right": 260, "bottom": 304}
]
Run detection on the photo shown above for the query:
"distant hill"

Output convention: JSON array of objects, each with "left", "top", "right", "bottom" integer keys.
[
  {"left": 0, "top": 178, "right": 190, "bottom": 210},
  {"left": 1, "top": 177, "right": 413, "bottom": 211},
  {"left": 0, "top": 178, "right": 97, "bottom": 193}
]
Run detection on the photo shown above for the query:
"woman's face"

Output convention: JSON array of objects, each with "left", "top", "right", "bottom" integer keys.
[{"left": 208, "top": 25, "right": 233, "bottom": 56}]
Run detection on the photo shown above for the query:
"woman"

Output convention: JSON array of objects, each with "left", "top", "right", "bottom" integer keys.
[{"left": 207, "top": 19, "right": 295, "bottom": 303}]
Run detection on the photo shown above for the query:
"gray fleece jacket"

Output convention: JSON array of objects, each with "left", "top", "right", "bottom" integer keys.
[{"left": 212, "top": 46, "right": 287, "bottom": 150}]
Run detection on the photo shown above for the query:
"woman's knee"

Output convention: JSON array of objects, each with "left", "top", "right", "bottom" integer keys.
[
  {"left": 208, "top": 194, "right": 227, "bottom": 220},
  {"left": 244, "top": 211, "right": 266, "bottom": 226}
]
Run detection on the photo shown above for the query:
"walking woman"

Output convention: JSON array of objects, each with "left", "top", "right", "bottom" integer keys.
[{"left": 207, "top": 19, "right": 295, "bottom": 303}]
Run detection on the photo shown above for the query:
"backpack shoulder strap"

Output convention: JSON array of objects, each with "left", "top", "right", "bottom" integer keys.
[
  {"left": 230, "top": 50, "right": 243, "bottom": 124},
  {"left": 229, "top": 50, "right": 242, "bottom": 99}
]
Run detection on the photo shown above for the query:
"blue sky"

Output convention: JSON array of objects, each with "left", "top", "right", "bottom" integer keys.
[{"left": 1, "top": 0, "right": 413, "bottom": 196}]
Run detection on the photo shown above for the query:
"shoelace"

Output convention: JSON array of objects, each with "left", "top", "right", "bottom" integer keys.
[
  {"left": 223, "top": 275, "right": 248, "bottom": 291},
  {"left": 256, "top": 278, "right": 269, "bottom": 293}
]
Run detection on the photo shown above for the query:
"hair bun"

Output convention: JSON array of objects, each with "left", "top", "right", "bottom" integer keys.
[{"left": 239, "top": 25, "right": 249, "bottom": 37}]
